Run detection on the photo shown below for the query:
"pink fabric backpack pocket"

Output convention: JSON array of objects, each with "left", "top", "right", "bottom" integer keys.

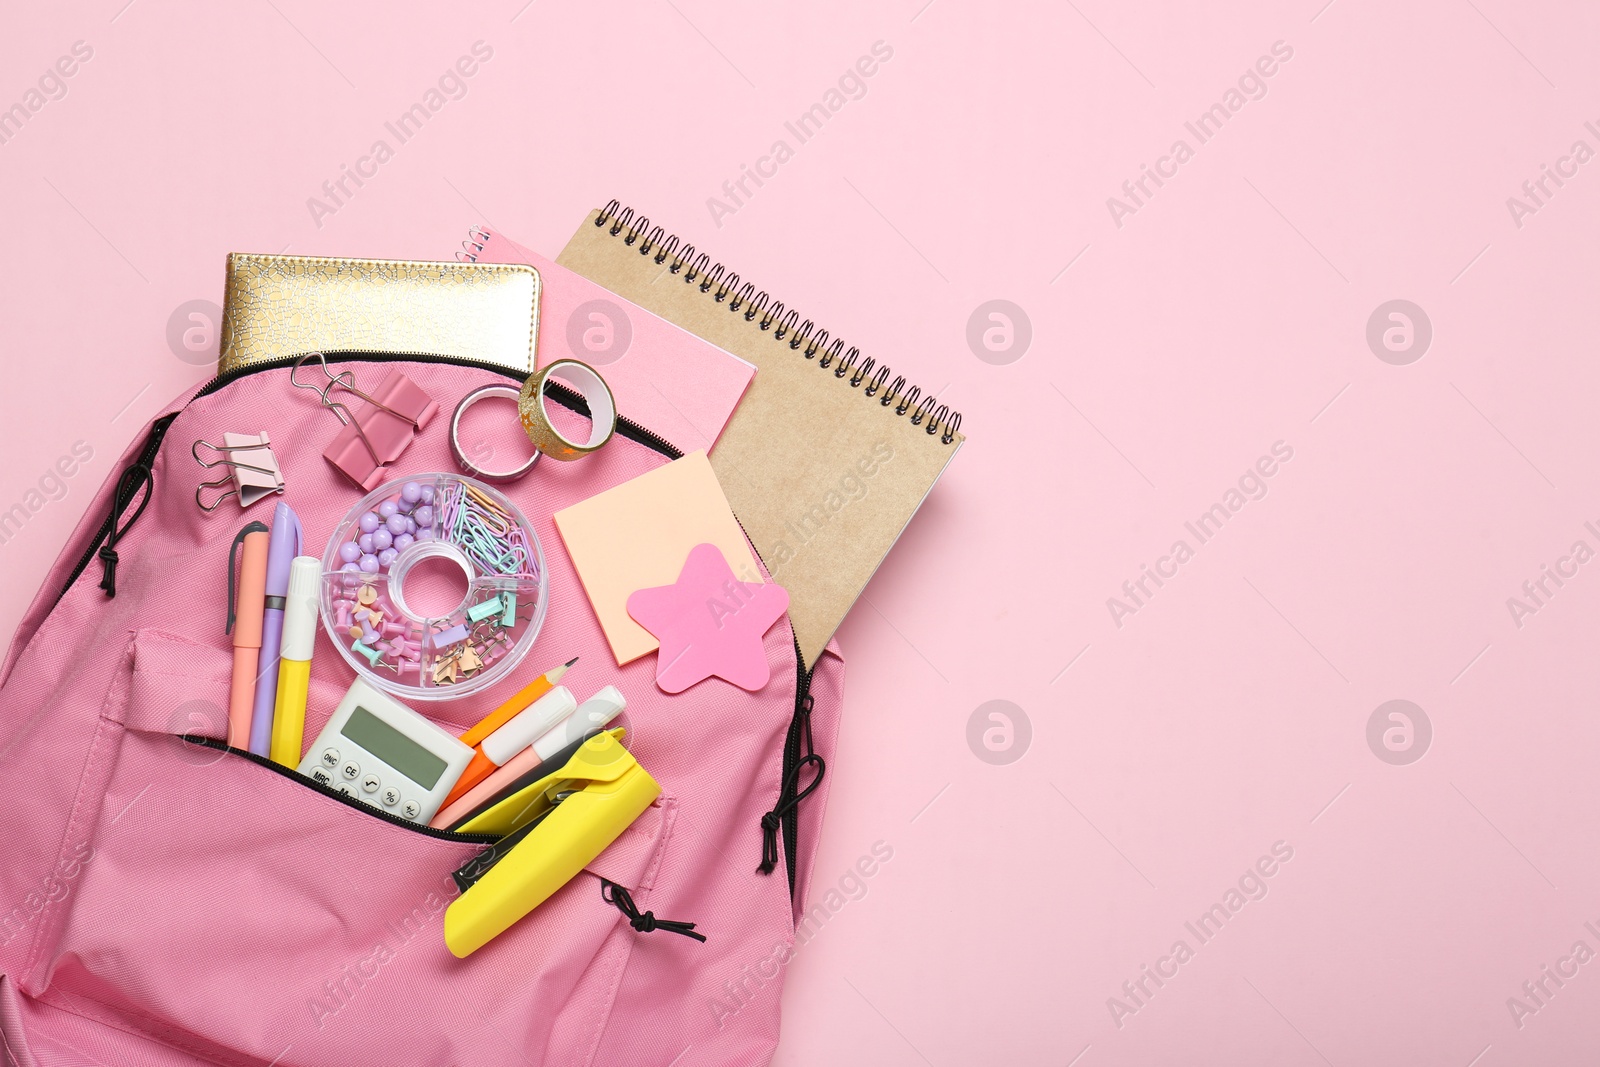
[{"left": 24, "top": 628, "right": 678, "bottom": 1067}]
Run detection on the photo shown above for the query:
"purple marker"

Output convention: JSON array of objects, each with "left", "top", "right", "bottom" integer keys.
[{"left": 248, "top": 501, "right": 303, "bottom": 756}]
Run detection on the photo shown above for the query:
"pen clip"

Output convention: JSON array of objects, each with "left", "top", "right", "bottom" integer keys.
[
  {"left": 226, "top": 521, "right": 270, "bottom": 634},
  {"left": 286, "top": 506, "right": 304, "bottom": 557}
]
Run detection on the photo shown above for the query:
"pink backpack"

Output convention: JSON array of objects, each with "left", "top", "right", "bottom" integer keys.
[{"left": 0, "top": 354, "right": 841, "bottom": 1066}]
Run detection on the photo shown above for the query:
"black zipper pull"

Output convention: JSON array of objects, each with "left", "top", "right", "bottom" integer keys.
[
  {"left": 226, "top": 521, "right": 270, "bottom": 632},
  {"left": 758, "top": 749, "right": 824, "bottom": 875},
  {"left": 98, "top": 463, "right": 155, "bottom": 598}
]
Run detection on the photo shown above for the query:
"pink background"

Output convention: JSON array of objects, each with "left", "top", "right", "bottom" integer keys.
[{"left": 3, "top": 1, "right": 1598, "bottom": 1063}]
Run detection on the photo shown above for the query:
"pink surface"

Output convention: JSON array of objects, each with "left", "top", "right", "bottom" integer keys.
[
  {"left": 2, "top": 2, "right": 1598, "bottom": 1064},
  {"left": 467, "top": 230, "right": 757, "bottom": 453},
  {"left": 629, "top": 542, "right": 791, "bottom": 693}
]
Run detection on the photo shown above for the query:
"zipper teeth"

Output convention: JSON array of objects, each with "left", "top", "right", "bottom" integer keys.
[
  {"left": 195, "top": 351, "right": 685, "bottom": 458},
  {"left": 184, "top": 735, "right": 500, "bottom": 844},
  {"left": 780, "top": 644, "right": 812, "bottom": 895},
  {"left": 54, "top": 351, "right": 684, "bottom": 603},
  {"left": 59, "top": 412, "right": 177, "bottom": 601}
]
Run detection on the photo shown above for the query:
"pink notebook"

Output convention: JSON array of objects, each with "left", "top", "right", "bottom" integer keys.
[{"left": 457, "top": 228, "right": 755, "bottom": 453}]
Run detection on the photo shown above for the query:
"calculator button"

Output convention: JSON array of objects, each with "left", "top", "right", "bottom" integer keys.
[
  {"left": 362, "top": 775, "right": 381, "bottom": 793},
  {"left": 401, "top": 799, "right": 420, "bottom": 820},
  {"left": 341, "top": 761, "right": 360, "bottom": 780},
  {"left": 320, "top": 749, "right": 340, "bottom": 768},
  {"left": 310, "top": 768, "right": 332, "bottom": 786},
  {"left": 382, "top": 787, "right": 401, "bottom": 807},
  {"left": 336, "top": 784, "right": 355, "bottom": 797}
]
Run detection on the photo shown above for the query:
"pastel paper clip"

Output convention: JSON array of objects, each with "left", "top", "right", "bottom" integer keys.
[
  {"left": 291, "top": 353, "right": 440, "bottom": 491},
  {"left": 192, "top": 433, "right": 284, "bottom": 512}
]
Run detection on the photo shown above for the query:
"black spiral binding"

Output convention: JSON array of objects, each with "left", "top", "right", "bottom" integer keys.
[{"left": 590, "top": 200, "right": 962, "bottom": 445}]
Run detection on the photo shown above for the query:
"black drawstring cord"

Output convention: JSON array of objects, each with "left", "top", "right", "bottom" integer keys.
[
  {"left": 759, "top": 751, "right": 824, "bottom": 874},
  {"left": 600, "top": 879, "right": 706, "bottom": 942},
  {"left": 99, "top": 463, "right": 154, "bottom": 598}
]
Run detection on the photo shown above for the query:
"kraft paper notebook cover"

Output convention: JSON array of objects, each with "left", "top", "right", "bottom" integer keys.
[
  {"left": 458, "top": 228, "right": 755, "bottom": 454},
  {"left": 557, "top": 202, "right": 965, "bottom": 668}
]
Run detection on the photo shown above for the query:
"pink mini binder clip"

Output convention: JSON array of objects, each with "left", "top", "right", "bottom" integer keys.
[
  {"left": 192, "top": 432, "right": 285, "bottom": 512},
  {"left": 291, "top": 353, "right": 440, "bottom": 490}
]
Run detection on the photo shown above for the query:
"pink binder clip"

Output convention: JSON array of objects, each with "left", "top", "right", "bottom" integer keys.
[{"left": 291, "top": 353, "right": 440, "bottom": 490}]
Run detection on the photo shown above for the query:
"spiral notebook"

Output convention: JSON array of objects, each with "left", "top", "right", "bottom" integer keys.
[{"left": 558, "top": 201, "right": 965, "bottom": 668}]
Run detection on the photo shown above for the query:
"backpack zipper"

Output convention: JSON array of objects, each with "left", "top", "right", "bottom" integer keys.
[
  {"left": 55, "top": 350, "right": 682, "bottom": 603},
  {"left": 776, "top": 645, "right": 821, "bottom": 895},
  {"left": 58, "top": 412, "right": 180, "bottom": 607},
  {"left": 182, "top": 734, "right": 501, "bottom": 844}
]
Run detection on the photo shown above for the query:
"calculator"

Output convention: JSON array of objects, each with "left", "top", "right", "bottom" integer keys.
[{"left": 298, "top": 679, "right": 476, "bottom": 824}]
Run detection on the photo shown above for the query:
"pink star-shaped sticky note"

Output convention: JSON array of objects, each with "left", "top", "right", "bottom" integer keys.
[{"left": 626, "top": 543, "right": 790, "bottom": 693}]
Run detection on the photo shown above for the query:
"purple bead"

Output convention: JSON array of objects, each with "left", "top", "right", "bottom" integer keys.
[
  {"left": 386, "top": 513, "right": 409, "bottom": 535},
  {"left": 393, "top": 533, "right": 414, "bottom": 552},
  {"left": 415, "top": 529, "right": 434, "bottom": 542},
  {"left": 358, "top": 511, "right": 380, "bottom": 534},
  {"left": 372, "top": 528, "right": 393, "bottom": 551},
  {"left": 378, "top": 548, "right": 399, "bottom": 568},
  {"left": 401, "top": 481, "right": 422, "bottom": 504},
  {"left": 359, "top": 554, "right": 381, "bottom": 574},
  {"left": 340, "top": 561, "right": 361, "bottom": 573},
  {"left": 378, "top": 500, "right": 399, "bottom": 519},
  {"left": 414, "top": 505, "right": 434, "bottom": 528},
  {"left": 405, "top": 517, "right": 417, "bottom": 535},
  {"left": 338, "top": 542, "right": 361, "bottom": 564},
  {"left": 358, "top": 533, "right": 375, "bottom": 554},
  {"left": 421, "top": 484, "right": 435, "bottom": 504}
]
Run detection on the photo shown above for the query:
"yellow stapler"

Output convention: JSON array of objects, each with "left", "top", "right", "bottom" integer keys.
[{"left": 444, "top": 728, "right": 660, "bottom": 957}]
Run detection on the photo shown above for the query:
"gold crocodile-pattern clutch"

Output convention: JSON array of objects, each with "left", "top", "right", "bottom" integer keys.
[{"left": 218, "top": 253, "right": 541, "bottom": 375}]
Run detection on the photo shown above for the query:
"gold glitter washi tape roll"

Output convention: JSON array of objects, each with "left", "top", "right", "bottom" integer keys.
[{"left": 517, "top": 358, "right": 617, "bottom": 462}]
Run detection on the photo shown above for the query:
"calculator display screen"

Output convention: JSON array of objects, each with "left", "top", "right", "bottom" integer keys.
[{"left": 342, "top": 705, "right": 449, "bottom": 789}]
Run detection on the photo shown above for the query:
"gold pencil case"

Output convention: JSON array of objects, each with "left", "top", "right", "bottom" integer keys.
[{"left": 218, "top": 253, "right": 541, "bottom": 375}]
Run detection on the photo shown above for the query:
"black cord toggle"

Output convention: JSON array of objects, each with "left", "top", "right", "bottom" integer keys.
[
  {"left": 96, "top": 543, "right": 120, "bottom": 597},
  {"left": 757, "top": 752, "right": 825, "bottom": 875},
  {"left": 600, "top": 879, "right": 706, "bottom": 942},
  {"left": 98, "top": 463, "right": 154, "bottom": 598}
]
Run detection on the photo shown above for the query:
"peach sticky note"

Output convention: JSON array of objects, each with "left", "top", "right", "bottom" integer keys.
[{"left": 554, "top": 451, "right": 763, "bottom": 666}]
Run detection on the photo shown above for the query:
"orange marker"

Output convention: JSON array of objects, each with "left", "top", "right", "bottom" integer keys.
[{"left": 226, "top": 522, "right": 271, "bottom": 748}]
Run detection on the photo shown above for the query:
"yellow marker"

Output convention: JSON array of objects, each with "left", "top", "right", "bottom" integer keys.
[
  {"left": 270, "top": 556, "right": 320, "bottom": 767},
  {"left": 445, "top": 730, "right": 658, "bottom": 957}
]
